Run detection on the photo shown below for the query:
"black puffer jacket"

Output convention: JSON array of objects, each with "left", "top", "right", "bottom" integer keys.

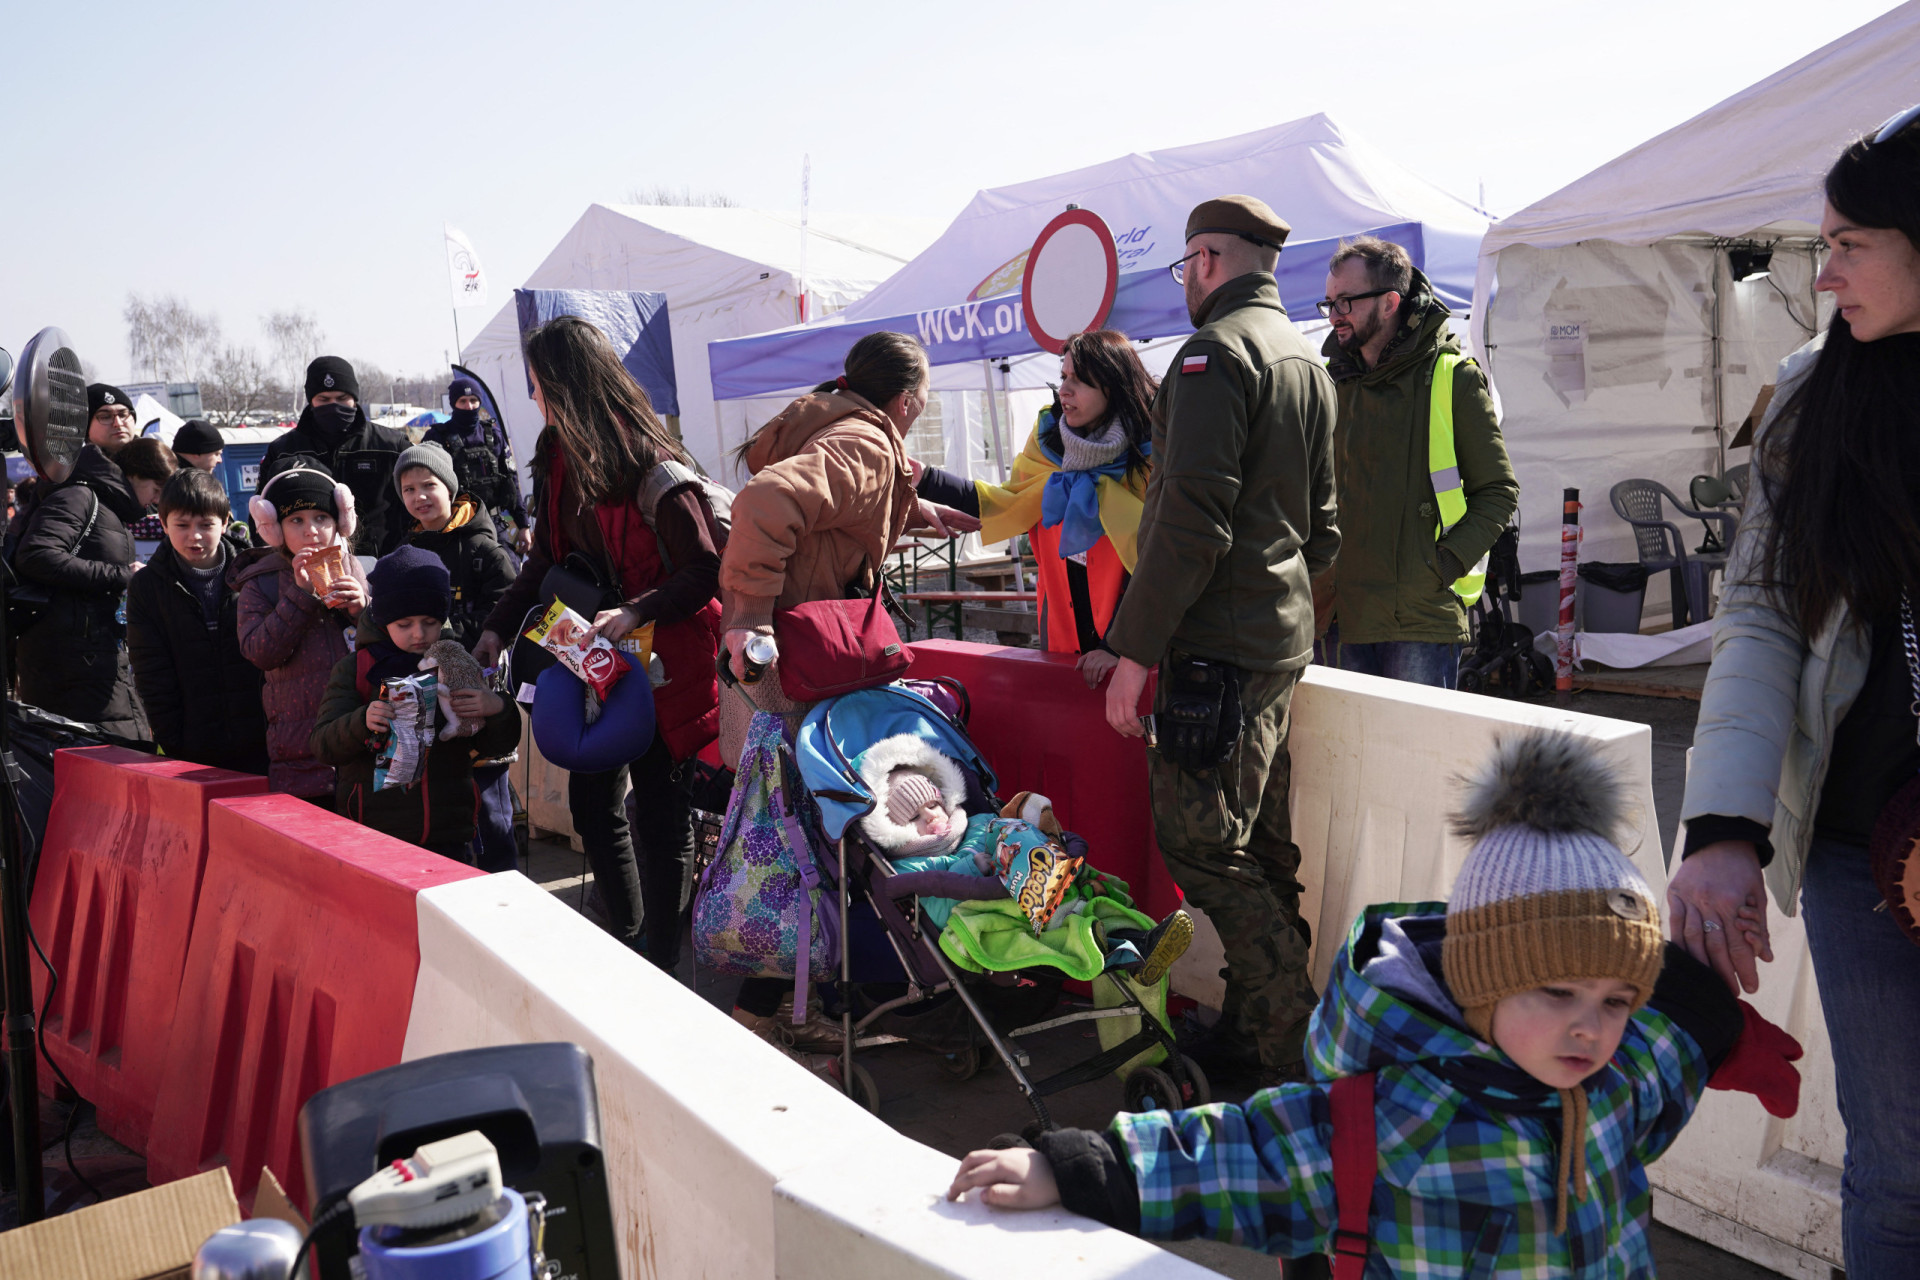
[
  {"left": 263, "top": 405, "right": 409, "bottom": 555},
  {"left": 405, "top": 499, "right": 517, "bottom": 651},
  {"left": 13, "top": 445, "right": 149, "bottom": 738},
  {"left": 126, "top": 541, "right": 271, "bottom": 774}
]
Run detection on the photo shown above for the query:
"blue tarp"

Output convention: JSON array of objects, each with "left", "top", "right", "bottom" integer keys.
[
  {"left": 707, "top": 223, "right": 1425, "bottom": 400},
  {"left": 514, "top": 288, "right": 680, "bottom": 416}
]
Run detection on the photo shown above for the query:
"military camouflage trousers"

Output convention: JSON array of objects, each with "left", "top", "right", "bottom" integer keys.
[{"left": 1149, "top": 661, "right": 1317, "bottom": 1068}]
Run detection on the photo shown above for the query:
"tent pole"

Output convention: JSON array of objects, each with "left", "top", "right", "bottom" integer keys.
[{"left": 980, "top": 360, "right": 1006, "bottom": 482}]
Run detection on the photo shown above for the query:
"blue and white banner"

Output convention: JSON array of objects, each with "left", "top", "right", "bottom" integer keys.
[{"left": 708, "top": 223, "right": 1427, "bottom": 400}]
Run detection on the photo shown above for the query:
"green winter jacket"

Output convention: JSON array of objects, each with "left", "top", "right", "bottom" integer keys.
[
  {"left": 1323, "top": 273, "right": 1516, "bottom": 644},
  {"left": 1105, "top": 273, "right": 1339, "bottom": 673}
]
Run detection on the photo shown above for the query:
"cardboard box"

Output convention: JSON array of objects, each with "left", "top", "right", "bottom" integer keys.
[{"left": 0, "top": 1167, "right": 240, "bottom": 1280}]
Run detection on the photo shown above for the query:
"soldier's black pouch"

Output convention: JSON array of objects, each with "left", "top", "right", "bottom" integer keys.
[{"left": 1159, "top": 654, "right": 1243, "bottom": 774}]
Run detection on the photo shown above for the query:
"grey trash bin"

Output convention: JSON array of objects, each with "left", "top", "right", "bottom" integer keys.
[
  {"left": 1517, "top": 570, "right": 1560, "bottom": 639},
  {"left": 1576, "top": 562, "right": 1649, "bottom": 633}
]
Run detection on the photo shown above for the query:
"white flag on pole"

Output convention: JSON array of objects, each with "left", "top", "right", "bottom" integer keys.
[{"left": 445, "top": 224, "right": 489, "bottom": 310}]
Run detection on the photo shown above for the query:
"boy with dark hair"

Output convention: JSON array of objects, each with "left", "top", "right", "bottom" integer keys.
[
  {"left": 310, "top": 545, "right": 520, "bottom": 861},
  {"left": 126, "top": 469, "right": 269, "bottom": 774}
]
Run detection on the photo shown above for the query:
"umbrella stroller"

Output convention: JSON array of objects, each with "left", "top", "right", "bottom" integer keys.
[
  {"left": 1457, "top": 529, "right": 1554, "bottom": 699},
  {"left": 794, "top": 683, "right": 1208, "bottom": 1129}
]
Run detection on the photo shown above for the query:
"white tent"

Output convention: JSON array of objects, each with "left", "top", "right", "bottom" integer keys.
[
  {"left": 1471, "top": 1, "right": 1920, "bottom": 604},
  {"left": 459, "top": 205, "right": 941, "bottom": 486}
]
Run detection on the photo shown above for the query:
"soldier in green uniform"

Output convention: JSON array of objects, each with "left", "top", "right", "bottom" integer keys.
[{"left": 1102, "top": 196, "right": 1340, "bottom": 1083}]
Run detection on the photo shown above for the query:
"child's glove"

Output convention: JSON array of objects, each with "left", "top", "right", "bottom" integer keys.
[{"left": 1708, "top": 1001, "right": 1803, "bottom": 1118}]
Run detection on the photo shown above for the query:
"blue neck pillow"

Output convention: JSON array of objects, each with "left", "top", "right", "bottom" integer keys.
[{"left": 531, "top": 651, "right": 655, "bottom": 772}]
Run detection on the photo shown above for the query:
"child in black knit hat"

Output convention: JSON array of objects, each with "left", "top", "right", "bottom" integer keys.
[{"left": 309, "top": 545, "right": 520, "bottom": 861}]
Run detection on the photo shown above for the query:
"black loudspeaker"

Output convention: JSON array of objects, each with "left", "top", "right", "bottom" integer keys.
[{"left": 298, "top": 1042, "right": 620, "bottom": 1280}]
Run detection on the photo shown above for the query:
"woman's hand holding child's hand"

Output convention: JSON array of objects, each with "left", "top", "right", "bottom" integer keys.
[
  {"left": 946, "top": 1147, "right": 1059, "bottom": 1210},
  {"left": 365, "top": 700, "right": 394, "bottom": 733},
  {"left": 448, "top": 688, "right": 505, "bottom": 729}
]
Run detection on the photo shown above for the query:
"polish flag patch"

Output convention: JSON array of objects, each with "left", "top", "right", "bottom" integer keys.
[{"left": 1181, "top": 355, "right": 1209, "bottom": 375}]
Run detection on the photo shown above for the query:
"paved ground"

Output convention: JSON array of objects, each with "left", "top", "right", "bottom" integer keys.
[{"left": 0, "top": 684, "right": 1779, "bottom": 1277}]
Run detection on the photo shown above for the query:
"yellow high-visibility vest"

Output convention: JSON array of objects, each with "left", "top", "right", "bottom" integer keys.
[{"left": 1429, "top": 352, "right": 1487, "bottom": 606}]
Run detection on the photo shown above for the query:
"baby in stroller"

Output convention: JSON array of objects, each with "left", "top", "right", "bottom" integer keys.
[{"left": 856, "top": 733, "right": 1193, "bottom": 987}]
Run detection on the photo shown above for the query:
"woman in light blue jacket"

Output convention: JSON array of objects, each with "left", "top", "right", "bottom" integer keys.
[{"left": 1670, "top": 106, "right": 1920, "bottom": 1279}]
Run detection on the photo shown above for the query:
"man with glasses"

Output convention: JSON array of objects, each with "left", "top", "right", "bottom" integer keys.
[
  {"left": 1315, "top": 236, "right": 1515, "bottom": 688},
  {"left": 1101, "top": 195, "right": 1339, "bottom": 1087},
  {"left": 86, "top": 383, "right": 139, "bottom": 457}
]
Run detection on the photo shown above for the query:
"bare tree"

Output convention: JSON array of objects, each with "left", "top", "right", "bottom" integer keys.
[
  {"left": 199, "top": 345, "right": 282, "bottom": 423},
  {"left": 124, "top": 293, "right": 222, "bottom": 382},
  {"left": 352, "top": 359, "right": 395, "bottom": 407},
  {"left": 622, "top": 183, "right": 739, "bottom": 207},
  {"left": 262, "top": 308, "right": 326, "bottom": 406}
]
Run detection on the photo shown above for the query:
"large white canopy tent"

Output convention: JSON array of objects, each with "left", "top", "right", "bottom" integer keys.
[
  {"left": 1471, "top": 1, "right": 1920, "bottom": 609},
  {"left": 710, "top": 114, "right": 1490, "bottom": 486},
  {"left": 458, "top": 205, "right": 940, "bottom": 485}
]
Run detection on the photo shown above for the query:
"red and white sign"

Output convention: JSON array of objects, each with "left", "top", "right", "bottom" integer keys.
[{"left": 1020, "top": 208, "right": 1119, "bottom": 355}]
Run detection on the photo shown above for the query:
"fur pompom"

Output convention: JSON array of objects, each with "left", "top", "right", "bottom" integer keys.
[
  {"left": 249, "top": 494, "right": 283, "bottom": 547},
  {"left": 334, "top": 482, "right": 357, "bottom": 541},
  {"left": 1450, "top": 732, "right": 1623, "bottom": 840}
]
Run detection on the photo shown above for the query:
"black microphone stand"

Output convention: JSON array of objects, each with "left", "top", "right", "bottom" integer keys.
[{"left": 0, "top": 494, "right": 43, "bottom": 1221}]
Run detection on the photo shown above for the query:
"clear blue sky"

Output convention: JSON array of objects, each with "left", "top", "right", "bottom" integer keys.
[{"left": 4, "top": 0, "right": 1903, "bottom": 386}]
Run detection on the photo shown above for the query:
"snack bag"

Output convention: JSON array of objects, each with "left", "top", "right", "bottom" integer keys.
[
  {"left": 374, "top": 672, "right": 438, "bottom": 790},
  {"left": 307, "top": 543, "right": 347, "bottom": 596},
  {"left": 990, "top": 820, "right": 1084, "bottom": 935},
  {"left": 524, "top": 600, "right": 628, "bottom": 701}
]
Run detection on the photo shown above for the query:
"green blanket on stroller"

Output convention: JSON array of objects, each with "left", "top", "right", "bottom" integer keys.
[{"left": 939, "top": 895, "right": 1173, "bottom": 1074}]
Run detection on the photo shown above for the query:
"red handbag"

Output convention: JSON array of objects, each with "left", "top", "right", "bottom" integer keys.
[{"left": 772, "top": 577, "right": 912, "bottom": 701}]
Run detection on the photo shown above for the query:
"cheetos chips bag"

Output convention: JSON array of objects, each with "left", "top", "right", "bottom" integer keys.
[{"left": 989, "top": 819, "right": 1083, "bottom": 935}]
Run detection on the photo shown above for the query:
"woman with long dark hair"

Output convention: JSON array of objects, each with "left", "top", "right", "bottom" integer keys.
[
  {"left": 474, "top": 315, "right": 725, "bottom": 972},
  {"left": 913, "top": 329, "right": 1156, "bottom": 682},
  {"left": 1670, "top": 107, "right": 1920, "bottom": 1276}
]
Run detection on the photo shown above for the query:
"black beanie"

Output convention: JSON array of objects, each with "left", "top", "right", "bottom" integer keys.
[
  {"left": 368, "top": 545, "right": 453, "bottom": 627},
  {"left": 87, "top": 383, "right": 132, "bottom": 418},
  {"left": 259, "top": 457, "right": 340, "bottom": 520},
  {"left": 173, "top": 419, "right": 224, "bottom": 455},
  {"left": 447, "top": 377, "right": 481, "bottom": 404},
  {"left": 305, "top": 356, "right": 360, "bottom": 403}
]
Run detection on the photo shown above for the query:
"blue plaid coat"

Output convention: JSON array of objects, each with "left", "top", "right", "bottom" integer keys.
[{"left": 1110, "top": 904, "right": 1712, "bottom": 1278}]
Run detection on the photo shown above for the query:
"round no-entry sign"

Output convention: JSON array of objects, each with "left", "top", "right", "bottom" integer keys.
[{"left": 1020, "top": 208, "right": 1119, "bottom": 355}]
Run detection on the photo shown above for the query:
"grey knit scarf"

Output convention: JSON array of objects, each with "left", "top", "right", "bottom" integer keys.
[{"left": 1057, "top": 414, "right": 1129, "bottom": 473}]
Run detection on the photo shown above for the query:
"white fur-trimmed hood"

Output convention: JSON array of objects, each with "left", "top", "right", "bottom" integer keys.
[{"left": 856, "top": 733, "right": 969, "bottom": 854}]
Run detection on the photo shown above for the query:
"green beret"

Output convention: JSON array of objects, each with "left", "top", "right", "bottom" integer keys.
[{"left": 1184, "top": 195, "right": 1291, "bottom": 250}]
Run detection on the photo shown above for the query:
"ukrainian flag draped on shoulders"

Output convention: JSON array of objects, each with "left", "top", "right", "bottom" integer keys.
[{"left": 974, "top": 406, "right": 1149, "bottom": 570}]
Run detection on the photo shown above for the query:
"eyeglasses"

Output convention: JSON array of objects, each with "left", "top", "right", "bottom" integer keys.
[
  {"left": 93, "top": 407, "right": 134, "bottom": 423},
  {"left": 1875, "top": 102, "right": 1920, "bottom": 144},
  {"left": 1315, "top": 289, "right": 1392, "bottom": 318},
  {"left": 1169, "top": 247, "right": 1214, "bottom": 286}
]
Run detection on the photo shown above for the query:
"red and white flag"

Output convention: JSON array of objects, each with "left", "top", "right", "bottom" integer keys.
[{"left": 1181, "top": 354, "right": 1208, "bottom": 375}]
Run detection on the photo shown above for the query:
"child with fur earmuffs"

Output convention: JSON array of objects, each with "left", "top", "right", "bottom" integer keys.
[
  {"left": 235, "top": 457, "right": 370, "bottom": 801},
  {"left": 858, "top": 734, "right": 1193, "bottom": 985}
]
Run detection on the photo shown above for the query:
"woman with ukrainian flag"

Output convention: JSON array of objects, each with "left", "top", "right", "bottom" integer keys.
[{"left": 912, "top": 329, "right": 1156, "bottom": 684}]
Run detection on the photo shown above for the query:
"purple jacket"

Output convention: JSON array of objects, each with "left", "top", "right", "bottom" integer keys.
[{"left": 236, "top": 549, "right": 369, "bottom": 798}]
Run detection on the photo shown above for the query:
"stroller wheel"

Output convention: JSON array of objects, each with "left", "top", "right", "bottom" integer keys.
[
  {"left": 939, "top": 1044, "right": 984, "bottom": 1080},
  {"left": 845, "top": 1062, "right": 881, "bottom": 1115},
  {"left": 1177, "top": 1054, "right": 1212, "bottom": 1107},
  {"left": 1125, "top": 1064, "right": 1183, "bottom": 1114}
]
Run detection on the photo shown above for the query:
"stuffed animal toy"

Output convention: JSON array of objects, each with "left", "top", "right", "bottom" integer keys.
[{"left": 420, "top": 638, "right": 489, "bottom": 740}]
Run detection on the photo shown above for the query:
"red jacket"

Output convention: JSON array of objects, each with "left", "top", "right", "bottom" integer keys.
[{"left": 236, "top": 548, "right": 368, "bottom": 797}]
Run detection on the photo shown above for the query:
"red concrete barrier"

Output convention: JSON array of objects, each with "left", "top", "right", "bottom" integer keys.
[
  {"left": 907, "top": 641, "right": 1179, "bottom": 918},
  {"left": 28, "top": 747, "right": 267, "bottom": 1150},
  {"left": 146, "top": 795, "right": 484, "bottom": 1208}
]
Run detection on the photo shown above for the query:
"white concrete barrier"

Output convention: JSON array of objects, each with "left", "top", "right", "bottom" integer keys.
[
  {"left": 1645, "top": 811, "right": 1843, "bottom": 1278},
  {"left": 403, "top": 873, "right": 1213, "bottom": 1280},
  {"left": 1171, "top": 666, "right": 1667, "bottom": 1006}
]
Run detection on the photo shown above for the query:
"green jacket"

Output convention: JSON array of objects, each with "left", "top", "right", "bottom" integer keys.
[
  {"left": 1106, "top": 273, "right": 1339, "bottom": 673},
  {"left": 1322, "top": 272, "right": 1516, "bottom": 645}
]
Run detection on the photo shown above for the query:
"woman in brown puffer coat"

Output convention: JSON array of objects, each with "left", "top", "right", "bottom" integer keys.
[{"left": 717, "top": 330, "right": 969, "bottom": 1047}]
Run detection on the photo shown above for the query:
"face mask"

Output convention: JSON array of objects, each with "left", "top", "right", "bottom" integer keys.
[
  {"left": 311, "top": 402, "right": 358, "bottom": 436},
  {"left": 449, "top": 406, "right": 479, "bottom": 429}
]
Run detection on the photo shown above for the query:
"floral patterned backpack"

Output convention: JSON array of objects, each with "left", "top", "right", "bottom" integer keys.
[{"left": 693, "top": 710, "right": 841, "bottom": 1020}]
